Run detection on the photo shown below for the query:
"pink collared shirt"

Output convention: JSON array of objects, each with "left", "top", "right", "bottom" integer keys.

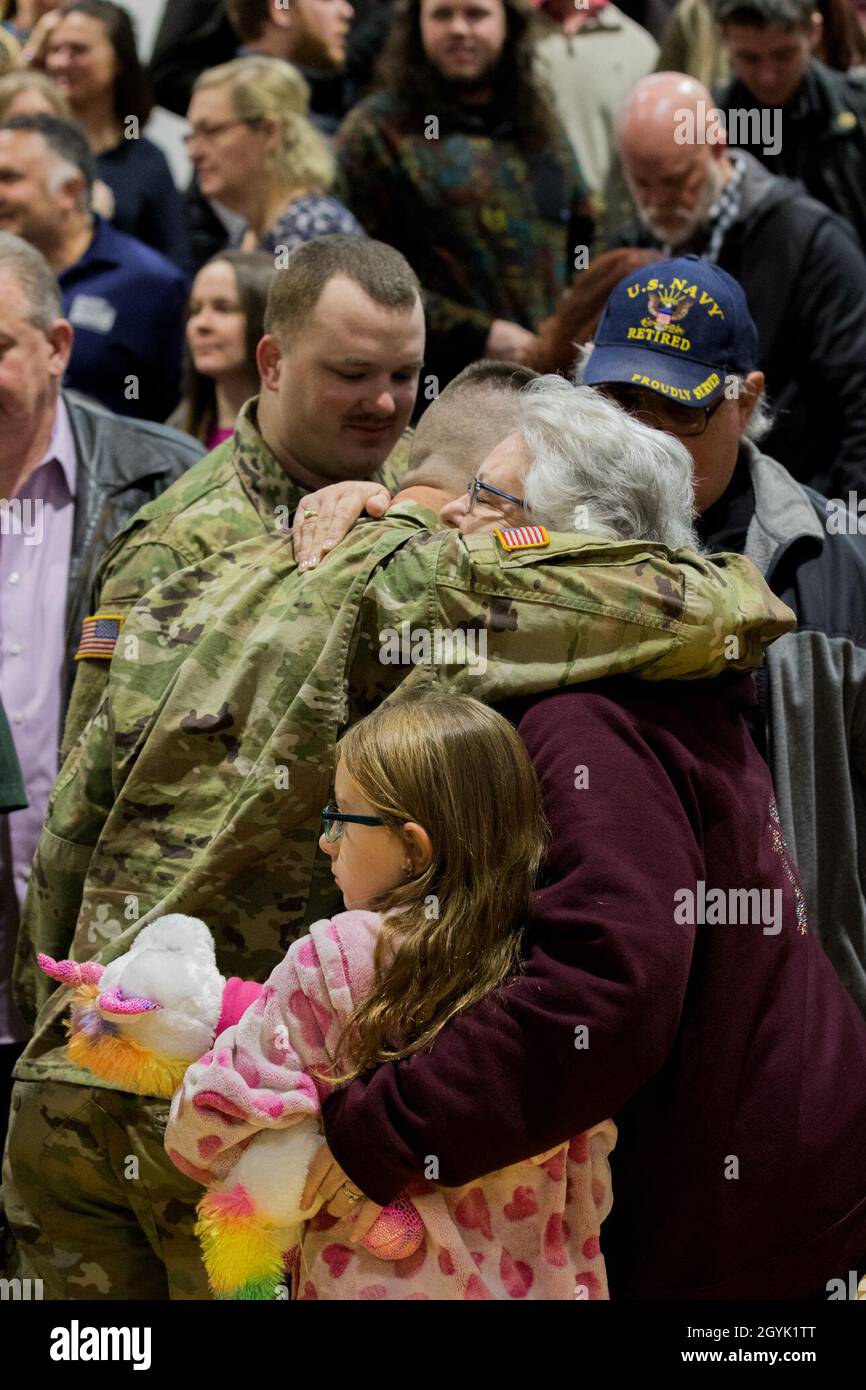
[{"left": 0, "top": 397, "right": 76, "bottom": 1043}]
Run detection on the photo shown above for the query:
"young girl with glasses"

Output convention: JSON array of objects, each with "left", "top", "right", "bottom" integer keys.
[
  {"left": 42, "top": 693, "right": 615, "bottom": 1298},
  {"left": 161, "top": 691, "right": 616, "bottom": 1300}
]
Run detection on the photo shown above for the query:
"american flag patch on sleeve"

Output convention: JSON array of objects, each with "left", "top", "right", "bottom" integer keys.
[
  {"left": 494, "top": 525, "right": 550, "bottom": 552},
  {"left": 75, "top": 613, "right": 125, "bottom": 661}
]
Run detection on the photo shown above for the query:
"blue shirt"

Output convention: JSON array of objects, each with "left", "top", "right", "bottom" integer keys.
[
  {"left": 59, "top": 216, "right": 187, "bottom": 424},
  {"left": 95, "top": 137, "right": 192, "bottom": 272}
]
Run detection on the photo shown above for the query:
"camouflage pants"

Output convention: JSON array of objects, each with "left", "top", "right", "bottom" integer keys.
[{"left": 1, "top": 1079, "right": 211, "bottom": 1299}]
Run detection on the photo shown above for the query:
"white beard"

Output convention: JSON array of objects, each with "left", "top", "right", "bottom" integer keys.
[{"left": 633, "top": 162, "right": 726, "bottom": 248}]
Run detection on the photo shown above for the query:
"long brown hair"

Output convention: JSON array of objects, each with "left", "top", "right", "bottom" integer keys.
[
  {"left": 374, "top": 0, "right": 563, "bottom": 150},
  {"left": 54, "top": 1, "right": 153, "bottom": 125},
  {"left": 330, "top": 693, "right": 547, "bottom": 1082},
  {"left": 177, "top": 250, "right": 274, "bottom": 443}
]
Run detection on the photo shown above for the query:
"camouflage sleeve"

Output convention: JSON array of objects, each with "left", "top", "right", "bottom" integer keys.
[
  {"left": 655, "top": 548, "right": 796, "bottom": 679},
  {"left": 61, "top": 533, "right": 193, "bottom": 759},
  {"left": 13, "top": 694, "right": 118, "bottom": 1025},
  {"left": 356, "top": 530, "right": 794, "bottom": 708},
  {"left": 18, "top": 542, "right": 228, "bottom": 1023}
]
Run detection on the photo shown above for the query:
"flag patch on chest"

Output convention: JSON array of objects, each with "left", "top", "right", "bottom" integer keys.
[
  {"left": 75, "top": 613, "right": 124, "bottom": 660},
  {"left": 494, "top": 525, "right": 550, "bottom": 551}
]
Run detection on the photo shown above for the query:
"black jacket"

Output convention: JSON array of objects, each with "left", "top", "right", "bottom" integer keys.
[
  {"left": 63, "top": 392, "right": 205, "bottom": 709},
  {"left": 699, "top": 440, "right": 866, "bottom": 1017},
  {"left": 149, "top": 0, "right": 237, "bottom": 116},
  {"left": 612, "top": 151, "right": 866, "bottom": 496},
  {"left": 718, "top": 60, "right": 866, "bottom": 252}
]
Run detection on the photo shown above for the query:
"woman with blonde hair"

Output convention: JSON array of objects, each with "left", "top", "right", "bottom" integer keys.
[
  {"left": 186, "top": 57, "right": 363, "bottom": 256},
  {"left": 0, "top": 66, "right": 73, "bottom": 119}
]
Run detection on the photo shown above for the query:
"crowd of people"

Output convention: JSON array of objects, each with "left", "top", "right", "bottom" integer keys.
[{"left": 0, "top": 0, "right": 865, "bottom": 1304}]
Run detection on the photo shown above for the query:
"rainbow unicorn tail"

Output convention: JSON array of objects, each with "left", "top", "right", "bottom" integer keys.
[
  {"left": 196, "top": 1187, "right": 291, "bottom": 1301},
  {"left": 196, "top": 1185, "right": 427, "bottom": 1299}
]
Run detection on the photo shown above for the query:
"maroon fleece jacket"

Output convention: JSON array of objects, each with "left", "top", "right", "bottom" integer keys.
[{"left": 322, "top": 675, "right": 866, "bottom": 1299}]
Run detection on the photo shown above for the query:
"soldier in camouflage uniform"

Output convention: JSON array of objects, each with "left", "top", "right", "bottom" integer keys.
[
  {"left": 61, "top": 235, "right": 424, "bottom": 757},
  {"left": 4, "top": 375, "right": 794, "bottom": 1298}
]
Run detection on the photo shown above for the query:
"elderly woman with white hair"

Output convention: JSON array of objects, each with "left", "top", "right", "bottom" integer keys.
[
  {"left": 186, "top": 57, "right": 363, "bottom": 256},
  {"left": 292, "top": 370, "right": 702, "bottom": 570},
  {"left": 438, "top": 373, "right": 700, "bottom": 550},
  {"left": 288, "top": 374, "right": 866, "bottom": 1307}
]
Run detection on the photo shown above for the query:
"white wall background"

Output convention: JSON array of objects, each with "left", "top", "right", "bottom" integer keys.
[
  {"left": 127, "top": 0, "right": 193, "bottom": 186},
  {"left": 123, "top": 0, "right": 161, "bottom": 57}
]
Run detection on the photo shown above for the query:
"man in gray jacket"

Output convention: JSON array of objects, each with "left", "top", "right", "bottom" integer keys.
[
  {"left": 0, "top": 232, "right": 201, "bottom": 1074},
  {"left": 580, "top": 253, "right": 866, "bottom": 1015}
]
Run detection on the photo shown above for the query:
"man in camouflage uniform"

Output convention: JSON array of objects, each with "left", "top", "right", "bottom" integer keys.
[
  {"left": 4, "top": 371, "right": 793, "bottom": 1298},
  {"left": 334, "top": 0, "right": 594, "bottom": 394},
  {"left": 61, "top": 235, "right": 424, "bottom": 757}
]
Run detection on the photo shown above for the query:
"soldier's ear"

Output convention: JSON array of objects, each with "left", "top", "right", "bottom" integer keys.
[{"left": 257, "top": 334, "right": 283, "bottom": 392}]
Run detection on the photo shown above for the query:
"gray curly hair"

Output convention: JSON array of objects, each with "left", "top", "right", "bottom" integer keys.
[{"left": 517, "top": 375, "right": 700, "bottom": 550}]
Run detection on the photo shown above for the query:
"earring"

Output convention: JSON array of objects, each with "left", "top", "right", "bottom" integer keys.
[{"left": 403, "top": 861, "right": 413, "bottom": 878}]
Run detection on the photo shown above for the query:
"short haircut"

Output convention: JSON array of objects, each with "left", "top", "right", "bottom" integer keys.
[
  {"left": 0, "top": 230, "right": 63, "bottom": 328},
  {"left": 405, "top": 360, "right": 541, "bottom": 492},
  {"left": 225, "top": 0, "right": 271, "bottom": 43},
  {"left": 264, "top": 235, "right": 421, "bottom": 345},
  {"left": 0, "top": 114, "right": 96, "bottom": 204},
  {"left": 712, "top": 0, "right": 814, "bottom": 29}
]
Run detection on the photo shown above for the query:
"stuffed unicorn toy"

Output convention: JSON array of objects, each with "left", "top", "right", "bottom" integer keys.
[{"left": 39, "top": 913, "right": 423, "bottom": 1299}]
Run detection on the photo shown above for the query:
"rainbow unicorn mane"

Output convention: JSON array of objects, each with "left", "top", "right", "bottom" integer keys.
[{"left": 67, "top": 992, "right": 190, "bottom": 1098}]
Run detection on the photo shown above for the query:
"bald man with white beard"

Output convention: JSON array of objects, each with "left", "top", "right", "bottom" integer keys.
[{"left": 607, "top": 71, "right": 866, "bottom": 499}]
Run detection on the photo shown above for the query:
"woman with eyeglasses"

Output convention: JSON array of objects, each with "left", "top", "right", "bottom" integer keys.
[
  {"left": 186, "top": 57, "right": 364, "bottom": 257},
  {"left": 36, "top": 0, "right": 191, "bottom": 269}
]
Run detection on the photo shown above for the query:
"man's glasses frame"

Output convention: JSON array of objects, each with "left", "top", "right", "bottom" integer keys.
[{"left": 601, "top": 383, "right": 728, "bottom": 437}]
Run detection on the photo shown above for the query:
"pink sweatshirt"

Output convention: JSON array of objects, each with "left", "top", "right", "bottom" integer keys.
[{"left": 166, "top": 909, "right": 616, "bottom": 1300}]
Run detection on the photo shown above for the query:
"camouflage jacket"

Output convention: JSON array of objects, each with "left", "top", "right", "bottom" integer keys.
[
  {"left": 61, "top": 395, "right": 412, "bottom": 756},
  {"left": 335, "top": 91, "right": 592, "bottom": 387},
  {"left": 15, "top": 504, "right": 795, "bottom": 1088}
]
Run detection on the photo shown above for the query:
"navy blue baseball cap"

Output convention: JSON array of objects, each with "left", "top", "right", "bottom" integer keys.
[{"left": 583, "top": 255, "right": 758, "bottom": 407}]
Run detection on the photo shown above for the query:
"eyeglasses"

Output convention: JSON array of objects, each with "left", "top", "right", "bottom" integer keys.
[
  {"left": 183, "top": 118, "right": 261, "bottom": 148},
  {"left": 321, "top": 803, "right": 387, "bottom": 844},
  {"left": 465, "top": 476, "right": 526, "bottom": 514},
  {"left": 599, "top": 384, "right": 727, "bottom": 437}
]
